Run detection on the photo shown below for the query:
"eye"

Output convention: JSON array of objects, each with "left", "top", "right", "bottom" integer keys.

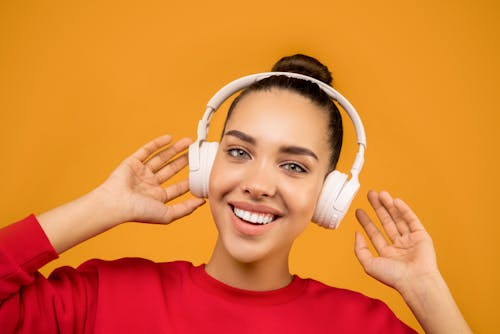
[
  {"left": 227, "top": 148, "right": 251, "bottom": 160},
  {"left": 281, "top": 162, "right": 308, "bottom": 174}
]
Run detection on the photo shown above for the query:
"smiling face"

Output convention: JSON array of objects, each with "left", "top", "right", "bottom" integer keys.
[{"left": 208, "top": 89, "right": 332, "bottom": 265}]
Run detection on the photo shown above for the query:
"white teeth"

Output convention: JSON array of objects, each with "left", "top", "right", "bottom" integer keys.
[{"left": 233, "top": 207, "right": 275, "bottom": 225}]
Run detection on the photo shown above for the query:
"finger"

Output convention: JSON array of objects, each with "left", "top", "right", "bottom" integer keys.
[
  {"left": 354, "top": 231, "right": 374, "bottom": 270},
  {"left": 155, "top": 154, "right": 189, "bottom": 184},
  {"left": 367, "top": 190, "right": 401, "bottom": 242},
  {"left": 378, "top": 191, "right": 410, "bottom": 236},
  {"left": 355, "top": 209, "right": 389, "bottom": 254},
  {"left": 146, "top": 137, "right": 193, "bottom": 172},
  {"left": 393, "top": 198, "right": 426, "bottom": 233},
  {"left": 162, "top": 198, "right": 206, "bottom": 223},
  {"left": 131, "top": 135, "right": 173, "bottom": 162},
  {"left": 164, "top": 180, "right": 190, "bottom": 203}
]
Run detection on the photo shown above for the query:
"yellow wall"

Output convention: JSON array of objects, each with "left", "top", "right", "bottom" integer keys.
[{"left": 1, "top": 1, "right": 498, "bottom": 332}]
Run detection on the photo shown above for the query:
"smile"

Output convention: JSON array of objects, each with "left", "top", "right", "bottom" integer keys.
[{"left": 232, "top": 206, "right": 276, "bottom": 225}]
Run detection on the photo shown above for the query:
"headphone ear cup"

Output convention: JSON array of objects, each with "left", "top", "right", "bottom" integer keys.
[
  {"left": 189, "top": 141, "right": 218, "bottom": 198},
  {"left": 313, "top": 171, "right": 348, "bottom": 229}
]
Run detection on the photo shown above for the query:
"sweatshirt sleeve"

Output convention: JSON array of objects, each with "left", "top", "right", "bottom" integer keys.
[{"left": 0, "top": 215, "right": 97, "bottom": 333}]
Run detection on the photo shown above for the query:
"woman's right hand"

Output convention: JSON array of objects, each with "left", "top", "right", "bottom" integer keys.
[
  {"left": 97, "top": 134, "right": 206, "bottom": 225},
  {"left": 38, "top": 135, "right": 205, "bottom": 254}
]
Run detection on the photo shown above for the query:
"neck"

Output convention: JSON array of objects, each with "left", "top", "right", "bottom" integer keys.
[{"left": 205, "top": 237, "right": 293, "bottom": 291}]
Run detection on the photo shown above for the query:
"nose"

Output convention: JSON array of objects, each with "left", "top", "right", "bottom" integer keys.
[{"left": 241, "top": 161, "right": 277, "bottom": 199}]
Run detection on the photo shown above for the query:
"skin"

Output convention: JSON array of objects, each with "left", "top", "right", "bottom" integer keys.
[
  {"left": 205, "top": 89, "right": 331, "bottom": 290},
  {"left": 38, "top": 135, "right": 206, "bottom": 254},
  {"left": 354, "top": 191, "right": 472, "bottom": 333},
  {"left": 35, "top": 87, "right": 472, "bottom": 333}
]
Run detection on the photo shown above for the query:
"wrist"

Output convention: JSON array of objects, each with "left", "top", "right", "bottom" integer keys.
[
  {"left": 397, "top": 270, "right": 472, "bottom": 334},
  {"left": 88, "top": 185, "right": 128, "bottom": 228},
  {"left": 396, "top": 270, "right": 444, "bottom": 303}
]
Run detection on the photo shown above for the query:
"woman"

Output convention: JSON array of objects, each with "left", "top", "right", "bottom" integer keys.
[{"left": 0, "top": 55, "right": 471, "bottom": 333}]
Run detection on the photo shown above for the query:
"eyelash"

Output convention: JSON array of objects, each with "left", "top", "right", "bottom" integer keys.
[
  {"left": 227, "top": 148, "right": 251, "bottom": 160},
  {"left": 281, "top": 162, "right": 308, "bottom": 174},
  {"left": 226, "top": 148, "right": 308, "bottom": 174}
]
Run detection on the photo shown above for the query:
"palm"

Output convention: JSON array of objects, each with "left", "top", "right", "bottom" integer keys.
[
  {"left": 99, "top": 135, "right": 205, "bottom": 225},
  {"left": 123, "top": 158, "right": 167, "bottom": 203},
  {"left": 354, "top": 191, "right": 438, "bottom": 291}
]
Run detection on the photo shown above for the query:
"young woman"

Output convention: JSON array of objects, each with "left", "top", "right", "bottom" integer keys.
[{"left": 0, "top": 55, "right": 471, "bottom": 333}]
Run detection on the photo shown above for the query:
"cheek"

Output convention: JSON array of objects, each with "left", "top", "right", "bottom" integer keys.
[
  {"left": 281, "top": 177, "right": 324, "bottom": 219},
  {"left": 278, "top": 179, "right": 324, "bottom": 244},
  {"left": 208, "top": 152, "right": 225, "bottom": 198},
  {"left": 207, "top": 153, "right": 228, "bottom": 230},
  {"left": 208, "top": 151, "right": 241, "bottom": 198}
]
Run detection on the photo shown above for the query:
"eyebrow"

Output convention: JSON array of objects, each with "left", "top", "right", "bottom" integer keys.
[
  {"left": 224, "top": 129, "right": 319, "bottom": 161},
  {"left": 224, "top": 130, "right": 256, "bottom": 145},
  {"left": 280, "top": 146, "right": 319, "bottom": 161}
]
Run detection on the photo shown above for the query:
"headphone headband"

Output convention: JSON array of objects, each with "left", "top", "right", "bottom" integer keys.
[
  {"left": 189, "top": 71, "right": 368, "bottom": 229},
  {"left": 195, "top": 71, "right": 366, "bottom": 177}
]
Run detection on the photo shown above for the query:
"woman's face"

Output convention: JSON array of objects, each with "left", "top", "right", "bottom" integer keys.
[{"left": 208, "top": 89, "right": 332, "bottom": 264}]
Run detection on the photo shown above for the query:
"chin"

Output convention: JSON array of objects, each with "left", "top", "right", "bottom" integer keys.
[
  {"left": 209, "top": 197, "right": 293, "bottom": 266},
  {"left": 221, "top": 234, "right": 273, "bottom": 264}
]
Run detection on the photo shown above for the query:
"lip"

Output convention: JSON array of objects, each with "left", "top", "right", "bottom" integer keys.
[
  {"left": 229, "top": 201, "right": 283, "bottom": 216},
  {"left": 227, "top": 202, "right": 283, "bottom": 237}
]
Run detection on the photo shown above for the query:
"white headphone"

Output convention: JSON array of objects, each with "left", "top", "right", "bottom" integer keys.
[{"left": 189, "top": 72, "right": 367, "bottom": 229}]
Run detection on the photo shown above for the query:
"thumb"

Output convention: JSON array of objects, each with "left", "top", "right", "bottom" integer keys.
[{"left": 354, "top": 232, "right": 374, "bottom": 270}]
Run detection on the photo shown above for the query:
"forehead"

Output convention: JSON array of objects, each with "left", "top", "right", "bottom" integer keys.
[{"left": 224, "top": 89, "right": 330, "bottom": 158}]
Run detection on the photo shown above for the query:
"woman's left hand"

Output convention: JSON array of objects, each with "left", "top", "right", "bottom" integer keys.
[{"left": 354, "top": 190, "right": 439, "bottom": 293}]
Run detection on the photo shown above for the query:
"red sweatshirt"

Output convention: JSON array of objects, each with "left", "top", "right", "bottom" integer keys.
[{"left": 0, "top": 215, "right": 417, "bottom": 333}]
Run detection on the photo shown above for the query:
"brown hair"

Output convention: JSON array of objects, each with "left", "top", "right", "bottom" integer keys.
[{"left": 223, "top": 54, "right": 343, "bottom": 170}]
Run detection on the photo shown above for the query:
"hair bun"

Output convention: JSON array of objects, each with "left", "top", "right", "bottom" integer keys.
[{"left": 271, "top": 54, "right": 333, "bottom": 86}]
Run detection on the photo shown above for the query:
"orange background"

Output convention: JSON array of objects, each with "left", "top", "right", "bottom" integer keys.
[{"left": 1, "top": 1, "right": 498, "bottom": 332}]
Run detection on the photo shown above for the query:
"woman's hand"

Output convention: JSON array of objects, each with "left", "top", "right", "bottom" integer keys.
[
  {"left": 97, "top": 134, "right": 205, "bottom": 225},
  {"left": 354, "top": 190, "right": 472, "bottom": 333},
  {"left": 38, "top": 135, "right": 205, "bottom": 254},
  {"left": 354, "top": 190, "right": 438, "bottom": 292}
]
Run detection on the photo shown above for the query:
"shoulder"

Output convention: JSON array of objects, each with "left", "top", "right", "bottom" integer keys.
[
  {"left": 49, "top": 259, "right": 196, "bottom": 298},
  {"left": 298, "top": 278, "right": 416, "bottom": 333},
  {"left": 50, "top": 258, "right": 195, "bottom": 284},
  {"left": 301, "top": 278, "right": 383, "bottom": 307},
  {"left": 75, "top": 258, "right": 193, "bottom": 275}
]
